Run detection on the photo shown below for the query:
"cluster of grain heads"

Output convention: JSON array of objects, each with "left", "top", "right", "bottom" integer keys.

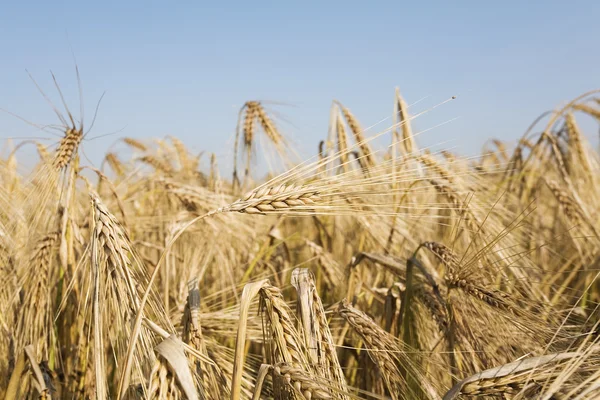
[
  {"left": 335, "top": 101, "right": 375, "bottom": 170},
  {"left": 90, "top": 192, "right": 177, "bottom": 398},
  {"left": 3, "top": 82, "right": 600, "bottom": 399},
  {"left": 231, "top": 276, "right": 350, "bottom": 400},
  {"left": 233, "top": 101, "right": 287, "bottom": 191},
  {"left": 335, "top": 299, "right": 437, "bottom": 400}
]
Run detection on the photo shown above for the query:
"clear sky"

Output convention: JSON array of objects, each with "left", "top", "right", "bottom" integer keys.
[{"left": 1, "top": 1, "right": 599, "bottom": 175}]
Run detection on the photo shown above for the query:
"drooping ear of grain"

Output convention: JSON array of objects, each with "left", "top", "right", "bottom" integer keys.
[
  {"left": 335, "top": 299, "right": 407, "bottom": 400},
  {"left": 421, "top": 241, "right": 514, "bottom": 312},
  {"left": 573, "top": 102, "right": 600, "bottom": 121},
  {"left": 255, "top": 104, "right": 282, "bottom": 145}
]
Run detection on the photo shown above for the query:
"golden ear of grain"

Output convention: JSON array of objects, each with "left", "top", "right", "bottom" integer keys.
[
  {"left": 545, "top": 179, "right": 583, "bottom": 224},
  {"left": 394, "top": 88, "right": 416, "bottom": 155},
  {"left": 53, "top": 127, "right": 83, "bottom": 170},
  {"left": 227, "top": 183, "right": 322, "bottom": 214},
  {"left": 564, "top": 111, "right": 593, "bottom": 179},
  {"left": 255, "top": 103, "right": 282, "bottom": 145},
  {"left": 273, "top": 363, "right": 334, "bottom": 400},
  {"left": 339, "top": 104, "right": 375, "bottom": 168},
  {"left": 335, "top": 112, "right": 350, "bottom": 172},
  {"left": 573, "top": 103, "right": 600, "bottom": 121},
  {"left": 105, "top": 152, "right": 125, "bottom": 177},
  {"left": 335, "top": 299, "right": 408, "bottom": 399},
  {"left": 418, "top": 154, "right": 454, "bottom": 183},
  {"left": 15, "top": 232, "right": 59, "bottom": 356},
  {"left": 122, "top": 137, "right": 149, "bottom": 152},
  {"left": 305, "top": 240, "right": 344, "bottom": 287},
  {"left": 260, "top": 284, "right": 312, "bottom": 368},
  {"left": 243, "top": 102, "right": 259, "bottom": 147},
  {"left": 421, "top": 241, "right": 514, "bottom": 312},
  {"left": 429, "top": 179, "right": 479, "bottom": 231},
  {"left": 209, "top": 152, "right": 221, "bottom": 191},
  {"left": 90, "top": 192, "right": 176, "bottom": 399},
  {"left": 138, "top": 154, "right": 173, "bottom": 174},
  {"left": 421, "top": 241, "right": 460, "bottom": 279},
  {"left": 35, "top": 142, "right": 50, "bottom": 163},
  {"left": 442, "top": 351, "right": 583, "bottom": 400},
  {"left": 168, "top": 136, "right": 190, "bottom": 171}
]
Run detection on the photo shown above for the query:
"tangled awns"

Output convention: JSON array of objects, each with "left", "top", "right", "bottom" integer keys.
[{"left": 2, "top": 80, "right": 600, "bottom": 399}]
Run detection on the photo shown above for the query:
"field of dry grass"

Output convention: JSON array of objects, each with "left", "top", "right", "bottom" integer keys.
[{"left": 2, "top": 78, "right": 600, "bottom": 399}]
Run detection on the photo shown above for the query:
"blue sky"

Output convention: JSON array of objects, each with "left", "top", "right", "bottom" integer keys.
[{"left": 1, "top": 1, "right": 599, "bottom": 175}]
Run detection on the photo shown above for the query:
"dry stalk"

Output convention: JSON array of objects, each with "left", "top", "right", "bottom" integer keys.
[
  {"left": 182, "top": 278, "right": 226, "bottom": 399},
  {"left": 291, "top": 268, "right": 349, "bottom": 399}
]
